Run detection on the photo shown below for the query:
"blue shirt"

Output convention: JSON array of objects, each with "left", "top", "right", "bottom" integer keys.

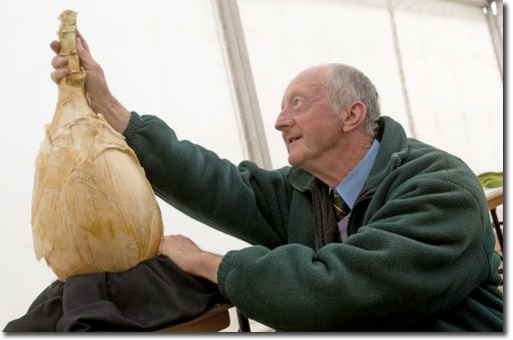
[{"left": 334, "top": 139, "right": 380, "bottom": 209}]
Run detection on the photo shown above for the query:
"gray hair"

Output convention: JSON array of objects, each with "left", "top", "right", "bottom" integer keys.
[{"left": 322, "top": 64, "right": 380, "bottom": 137}]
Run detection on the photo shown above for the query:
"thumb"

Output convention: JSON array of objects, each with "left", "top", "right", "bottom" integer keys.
[
  {"left": 76, "top": 30, "right": 91, "bottom": 53},
  {"left": 76, "top": 37, "right": 94, "bottom": 69}
]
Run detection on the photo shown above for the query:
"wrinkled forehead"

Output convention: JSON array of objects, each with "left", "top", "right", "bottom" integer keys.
[{"left": 282, "top": 66, "right": 328, "bottom": 100}]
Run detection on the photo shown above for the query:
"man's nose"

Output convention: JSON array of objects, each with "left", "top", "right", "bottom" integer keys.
[{"left": 275, "top": 110, "right": 292, "bottom": 131}]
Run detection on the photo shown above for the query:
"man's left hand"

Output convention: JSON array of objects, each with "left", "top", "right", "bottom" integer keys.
[{"left": 158, "top": 234, "right": 223, "bottom": 284}]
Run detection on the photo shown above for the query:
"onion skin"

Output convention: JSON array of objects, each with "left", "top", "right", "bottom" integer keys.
[{"left": 31, "top": 10, "right": 163, "bottom": 282}]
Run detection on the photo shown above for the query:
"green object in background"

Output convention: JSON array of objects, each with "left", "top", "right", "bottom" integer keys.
[{"left": 478, "top": 172, "right": 503, "bottom": 188}]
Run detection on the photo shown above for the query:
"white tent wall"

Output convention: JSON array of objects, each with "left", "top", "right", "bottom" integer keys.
[
  {"left": 238, "top": 0, "right": 502, "bottom": 173},
  {"left": 392, "top": 0, "right": 503, "bottom": 174},
  {"left": 1, "top": 0, "right": 503, "bottom": 331},
  {"left": 237, "top": 0, "right": 411, "bottom": 169}
]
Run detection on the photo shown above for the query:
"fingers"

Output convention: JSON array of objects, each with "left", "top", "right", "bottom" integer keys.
[
  {"left": 50, "top": 44, "right": 68, "bottom": 84},
  {"left": 158, "top": 234, "right": 198, "bottom": 256},
  {"left": 50, "top": 40, "right": 60, "bottom": 54},
  {"left": 158, "top": 235, "right": 175, "bottom": 254},
  {"left": 159, "top": 234, "right": 185, "bottom": 252},
  {"left": 50, "top": 31, "right": 90, "bottom": 55},
  {"left": 51, "top": 54, "right": 67, "bottom": 69},
  {"left": 49, "top": 32, "right": 92, "bottom": 72},
  {"left": 50, "top": 33, "right": 95, "bottom": 85},
  {"left": 158, "top": 236, "right": 167, "bottom": 254},
  {"left": 50, "top": 68, "right": 69, "bottom": 84}
]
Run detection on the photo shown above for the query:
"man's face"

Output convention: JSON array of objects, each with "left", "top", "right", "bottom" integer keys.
[{"left": 275, "top": 67, "right": 345, "bottom": 171}]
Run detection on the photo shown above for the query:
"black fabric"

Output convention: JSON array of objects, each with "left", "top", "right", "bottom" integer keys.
[
  {"left": 311, "top": 181, "right": 341, "bottom": 250},
  {"left": 3, "top": 255, "right": 225, "bottom": 332}
]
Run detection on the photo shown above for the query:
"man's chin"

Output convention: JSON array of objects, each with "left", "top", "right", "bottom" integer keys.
[{"left": 287, "top": 155, "right": 302, "bottom": 168}]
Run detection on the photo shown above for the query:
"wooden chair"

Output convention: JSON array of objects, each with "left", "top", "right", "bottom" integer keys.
[{"left": 156, "top": 302, "right": 251, "bottom": 332}]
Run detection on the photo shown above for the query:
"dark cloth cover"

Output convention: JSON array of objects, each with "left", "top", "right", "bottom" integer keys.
[{"left": 3, "top": 255, "right": 224, "bottom": 332}]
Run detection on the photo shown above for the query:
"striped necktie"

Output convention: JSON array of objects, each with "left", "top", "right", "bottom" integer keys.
[{"left": 330, "top": 190, "right": 350, "bottom": 222}]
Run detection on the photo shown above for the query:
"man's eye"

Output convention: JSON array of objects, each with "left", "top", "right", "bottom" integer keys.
[{"left": 293, "top": 98, "right": 302, "bottom": 106}]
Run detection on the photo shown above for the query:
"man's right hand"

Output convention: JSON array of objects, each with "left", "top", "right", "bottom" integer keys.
[{"left": 50, "top": 31, "right": 131, "bottom": 133}]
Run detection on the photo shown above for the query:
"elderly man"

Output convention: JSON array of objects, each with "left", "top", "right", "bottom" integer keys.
[{"left": 50, "top": 33, "right": 503, "bottom": 331}]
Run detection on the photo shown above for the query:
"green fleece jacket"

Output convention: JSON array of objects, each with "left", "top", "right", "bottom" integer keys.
[{"left": 123, "top": 113, "right": 502, "bottom": 331}]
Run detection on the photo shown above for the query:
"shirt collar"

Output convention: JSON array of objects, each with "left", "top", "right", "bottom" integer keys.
[{"left": 334, "top": 139, "right": 380, "bottom": 209}]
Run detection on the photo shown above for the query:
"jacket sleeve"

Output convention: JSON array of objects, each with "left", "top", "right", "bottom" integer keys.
[
  {"left": 217, "top": 153, "right": 501, "bottom": 331},
  {"left": 123, "top": 112, "right": 292, "bottom": 248}
]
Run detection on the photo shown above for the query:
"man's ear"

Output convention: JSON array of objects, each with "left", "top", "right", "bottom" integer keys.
[{"left": 342, "top": 101, "right": 367, "bottom": 133}]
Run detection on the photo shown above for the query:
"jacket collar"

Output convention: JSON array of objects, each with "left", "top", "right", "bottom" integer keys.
[
  {"left": 288, "top": 166, "right": 318, "bottom": 192},
  {"left": 365, "top": 116, "right": 409, "bottom": 191}
]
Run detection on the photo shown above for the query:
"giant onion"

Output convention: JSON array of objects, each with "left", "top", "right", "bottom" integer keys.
[{"left": 31, "top": 10, "right": 163, "bottom": 281}]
